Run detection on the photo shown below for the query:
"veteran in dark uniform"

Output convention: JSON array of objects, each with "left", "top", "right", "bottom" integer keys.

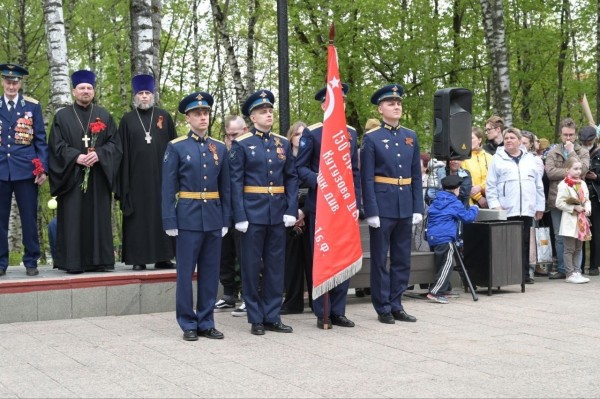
[
  {"left": 229, "top": 89, "right": 299, "bottom": 336},
  {"left": 162, "top": 92, "right": 231, "bottom": 341},
  {"left": 0, "top": 63, "right": 48, "bottom": 277},
  {"left": 295, "top": 83, "right": 360, "bottom": 329},
  {"left": 360, "top": 84, "right": 423, "bottom": 324}
]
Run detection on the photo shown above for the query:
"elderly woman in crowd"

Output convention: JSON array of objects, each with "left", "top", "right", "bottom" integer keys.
[{"left": 486, "top": 127, "right": 545, "bottom": 285}]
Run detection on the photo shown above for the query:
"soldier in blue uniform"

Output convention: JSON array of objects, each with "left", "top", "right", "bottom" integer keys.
[
  {"left": 360, "top": 84, "right": 424, "bottom": 324},
  {"left": 295, "top": 83, "right": 361, "bottom": 329},
  {"left": 162, "top": 91, "right": 231, "bottom": 341},
  {"left": 0, "top": 63, "right": 48, "bottom": 277},
  {"left": 229, "top": 89, "right": 299, "bottom": 336}
]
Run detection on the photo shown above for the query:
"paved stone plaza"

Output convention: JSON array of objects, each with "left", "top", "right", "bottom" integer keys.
[{"left": 0, "top": 276, "right": 599, "bottom": 398}]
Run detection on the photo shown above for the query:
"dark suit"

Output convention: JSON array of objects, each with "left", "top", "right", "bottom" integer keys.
[
  {"left": 360, "top": 122, "right": 423, "bottom": 315},
  {"left": 162, "top": 132, "right": 231, "bottom": 332},
  {"left": 295, "top": 122, "right": 361, "bottom": 318},
  {"left": 229, "top": 128, "right": 298, "bottom": 324},
  {"left": 0, "top": 94, "right": 48, "bottom": 271}
]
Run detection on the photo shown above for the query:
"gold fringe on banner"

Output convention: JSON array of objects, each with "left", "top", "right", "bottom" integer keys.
[{"left": 312, "top": 256, "right": 363, "bottom": 299}]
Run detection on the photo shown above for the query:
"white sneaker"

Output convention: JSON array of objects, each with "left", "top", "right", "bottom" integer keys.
[
  {"left": 566, "top": 273, "right": 589, "bottom": 284},
  {"left": 575, "top": 272, "right": 590, "bottom": 283},
  {"left": 232, "top": 301, "right": 247, "bottom": 317}
]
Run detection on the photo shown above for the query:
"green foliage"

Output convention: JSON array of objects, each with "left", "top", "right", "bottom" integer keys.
[{"left": 1, "top": 0, "right": 599, "bottom": 262}]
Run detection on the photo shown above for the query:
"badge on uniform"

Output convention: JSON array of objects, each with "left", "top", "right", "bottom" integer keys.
[
  {"left": 14, "top": 114, "right": 34, "bottom": 145},
  {"left": 382, "top": 139, "right": 390, "bottom": 150},
  {"left": 249, "top": 146, "right": 256, "bottom": 157},
  {"left": 274, "top": 137, "right": 282, "bottom": 147},
  {"left": 186, "top": 154, "right": 191, "bottom": 162},
  {"left": 208, "top": 143, "right": 219, "bottom": 165},
  {"left": 405, "top": 137, "right": 414, "bottom": 146},
  {"left": 300, "top": 137, "right": 306, "bottom": 147},
  {"left": 277, "top": 147, "right": 286, "bottom": 160}
]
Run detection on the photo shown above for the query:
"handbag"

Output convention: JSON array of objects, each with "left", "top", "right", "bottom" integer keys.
[
  {"left": 529, "top": 226, "right": 537, "bottom": 265},
  {"left": 535, "top": 226, "right": 553, "bottom": 263}
]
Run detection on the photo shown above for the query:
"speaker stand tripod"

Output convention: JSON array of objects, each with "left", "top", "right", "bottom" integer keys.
[{"left": 451, "top": 242, "right": 478, "bottom": 301}]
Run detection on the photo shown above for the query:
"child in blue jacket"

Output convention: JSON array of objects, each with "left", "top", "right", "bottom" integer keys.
[{"left": 426, "top": 175, "right": 479, "bottom": 303}]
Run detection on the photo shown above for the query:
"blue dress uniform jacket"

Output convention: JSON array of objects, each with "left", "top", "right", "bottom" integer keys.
[
  {"left": 295, "top": 122, "right": 361, "bottom": 213},
  {"left": 360, "top": 122, "right": 424, "bottom": 316},
  {"left": 361, "top": 123, "right": 424, "bottom": 218},
  {"left": 0, "top": 95, "right": 48, "bottom": 180},
  {"left": 161, "top": 131, "right": 231, "bottom": 333},
  {"left": 162, "top": 132, "right": 231, "bottom": 231},
  {"left": 229, "top": 129, "right": 298, "bottom": 224},
  {"left": 229, "top": 128, "right": 299, "bottom": 325},
  {"left": 0, "top": 94, "right": 47, "bottom": 272},
  {"left": 295, "top": 122, "right": 361, "bottom": 319}
]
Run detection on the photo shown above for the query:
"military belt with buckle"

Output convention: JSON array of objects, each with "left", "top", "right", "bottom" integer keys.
[
  {"left": 374, "top": 176, "right": 412, "bottom": 186},
  {"left": 243, "top": 186, "right": 285, "bottom": 195},
  {"left": 179, "top": 191, "right": 220, "bottom": 200}
]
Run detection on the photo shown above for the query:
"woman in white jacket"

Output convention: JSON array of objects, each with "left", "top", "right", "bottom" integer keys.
[{"left": 486, "top": 127, "right": 546, "bottom": 284}]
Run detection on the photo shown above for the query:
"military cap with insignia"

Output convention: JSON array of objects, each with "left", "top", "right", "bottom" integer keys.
[
  {"left": 71, "top": 70, "right": 96, "bottom": 87},
  {"left": 370, "top": 84, "right": 404, "bottom": 105},
  {"left": 242, "top": 89, "right": 275, "bottom": 117},
  {"left": 315, "top": 83, "right": 349, "bottom": 102},
  {"left": 441, "top": 175, "right": 463, "bottom": 191},
  {"left": 131, "top": 74, "right": 155, "bottom": 94},
  {"left": 0, "top": 63, "right": 28, "bottom": 81},
  {"left": 178, "top": 91, "right": 214, "bottom": 114}
]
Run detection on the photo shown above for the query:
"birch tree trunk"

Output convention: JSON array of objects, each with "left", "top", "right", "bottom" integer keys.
[
  {"left": 8, "top": 198, "right": 22, "bottom": 256},
  {"left": 131, "top": 0, "right": 160, "bottom": 103},
  {"left": 245, "top": 0, "right": 258, "bottom": 95},
  {"left": 555, "top": 0, "right": 570, "bottom": 141},
  {"left": 42, "top": 0, "right": 72, "bottom": 113},
  {"left": 480, "top": 0, "right": 512, "bottom": 126},
  {"left": 151, "top": 0, "right": 161, "bottom": 85},
  {"left": 210, "top": 0, "right": 247, "bottom": 108},
  {"left": 110, "top": 8, "right": 128, "bottom": 111}
]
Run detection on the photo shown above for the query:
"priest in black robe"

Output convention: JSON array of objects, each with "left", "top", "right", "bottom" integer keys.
[
  {"left": 48, "top": 70, "right": 122, "bottom": 273},
  {"left": 116, "top": 74, "right": 176, "bottom": 270}
]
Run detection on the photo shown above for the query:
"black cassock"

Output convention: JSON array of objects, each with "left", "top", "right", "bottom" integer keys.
[
  {"left": 116, "top": 106, "right": 176, "bottom": 264},
  {"left": 48, "top": 103, "right": 122, "bottom": 272}
]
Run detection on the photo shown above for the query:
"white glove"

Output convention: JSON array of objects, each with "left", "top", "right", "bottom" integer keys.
[
  {"left": 366, "top": 216, "right": 380, "bottom": 228},
  {"left": 165, "top": 229, "right": 178, "bottom": 237},
  {"left": 283, "top": 215, "right": 297, "bottom": 227},
  {"left": 412, "top": 213, "right": 423, "bottom": 225},
  {"left": 221, "top": 227, "right": 229, "bottom": 237},
  {"left": 235, "top": 221, "right": 249, "bottom": 233}
]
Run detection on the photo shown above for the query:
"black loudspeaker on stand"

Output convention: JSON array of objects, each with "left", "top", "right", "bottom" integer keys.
[{"left": 433, "top": 88, "right": 473, "bottom": 161}]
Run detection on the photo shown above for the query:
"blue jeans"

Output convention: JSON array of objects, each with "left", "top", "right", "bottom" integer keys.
[{"left": 550, "top": 209, "right": 582, "bottom": 273}]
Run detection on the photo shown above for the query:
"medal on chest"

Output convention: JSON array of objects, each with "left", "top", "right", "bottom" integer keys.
[{"left": 208, "top": 142, "right": 219, "bottom": 165}]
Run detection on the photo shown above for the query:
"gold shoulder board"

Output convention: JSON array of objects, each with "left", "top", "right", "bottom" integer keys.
[
  {"left": 271, "top": 132, "right": 288, "bottom": 141},
  {"left": 23, "top": 95, "right": 39, "bottom": 104},
  {"left": 170, "top": 136, "right": 187, "bottom": 144},
  {"left": 236, "top": 132, "right": 253, "bottom": 141}
]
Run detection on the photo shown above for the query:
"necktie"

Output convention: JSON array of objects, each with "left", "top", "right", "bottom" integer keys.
[{"left": 8, "top": 100, "right": 15, "bottom": 118}]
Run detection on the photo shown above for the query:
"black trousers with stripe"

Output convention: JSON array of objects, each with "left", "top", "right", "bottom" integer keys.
[{"left": 429, "top": 243, "right": 454, "bottom": 296}]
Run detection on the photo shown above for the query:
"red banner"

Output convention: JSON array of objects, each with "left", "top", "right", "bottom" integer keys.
[{"left": 312, "top": 42, "right": 363, "bottom": 299}]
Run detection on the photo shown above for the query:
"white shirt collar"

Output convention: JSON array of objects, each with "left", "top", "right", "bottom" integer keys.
[{"left": 3, "top": 94, "right": 19, "bottom": 107}]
